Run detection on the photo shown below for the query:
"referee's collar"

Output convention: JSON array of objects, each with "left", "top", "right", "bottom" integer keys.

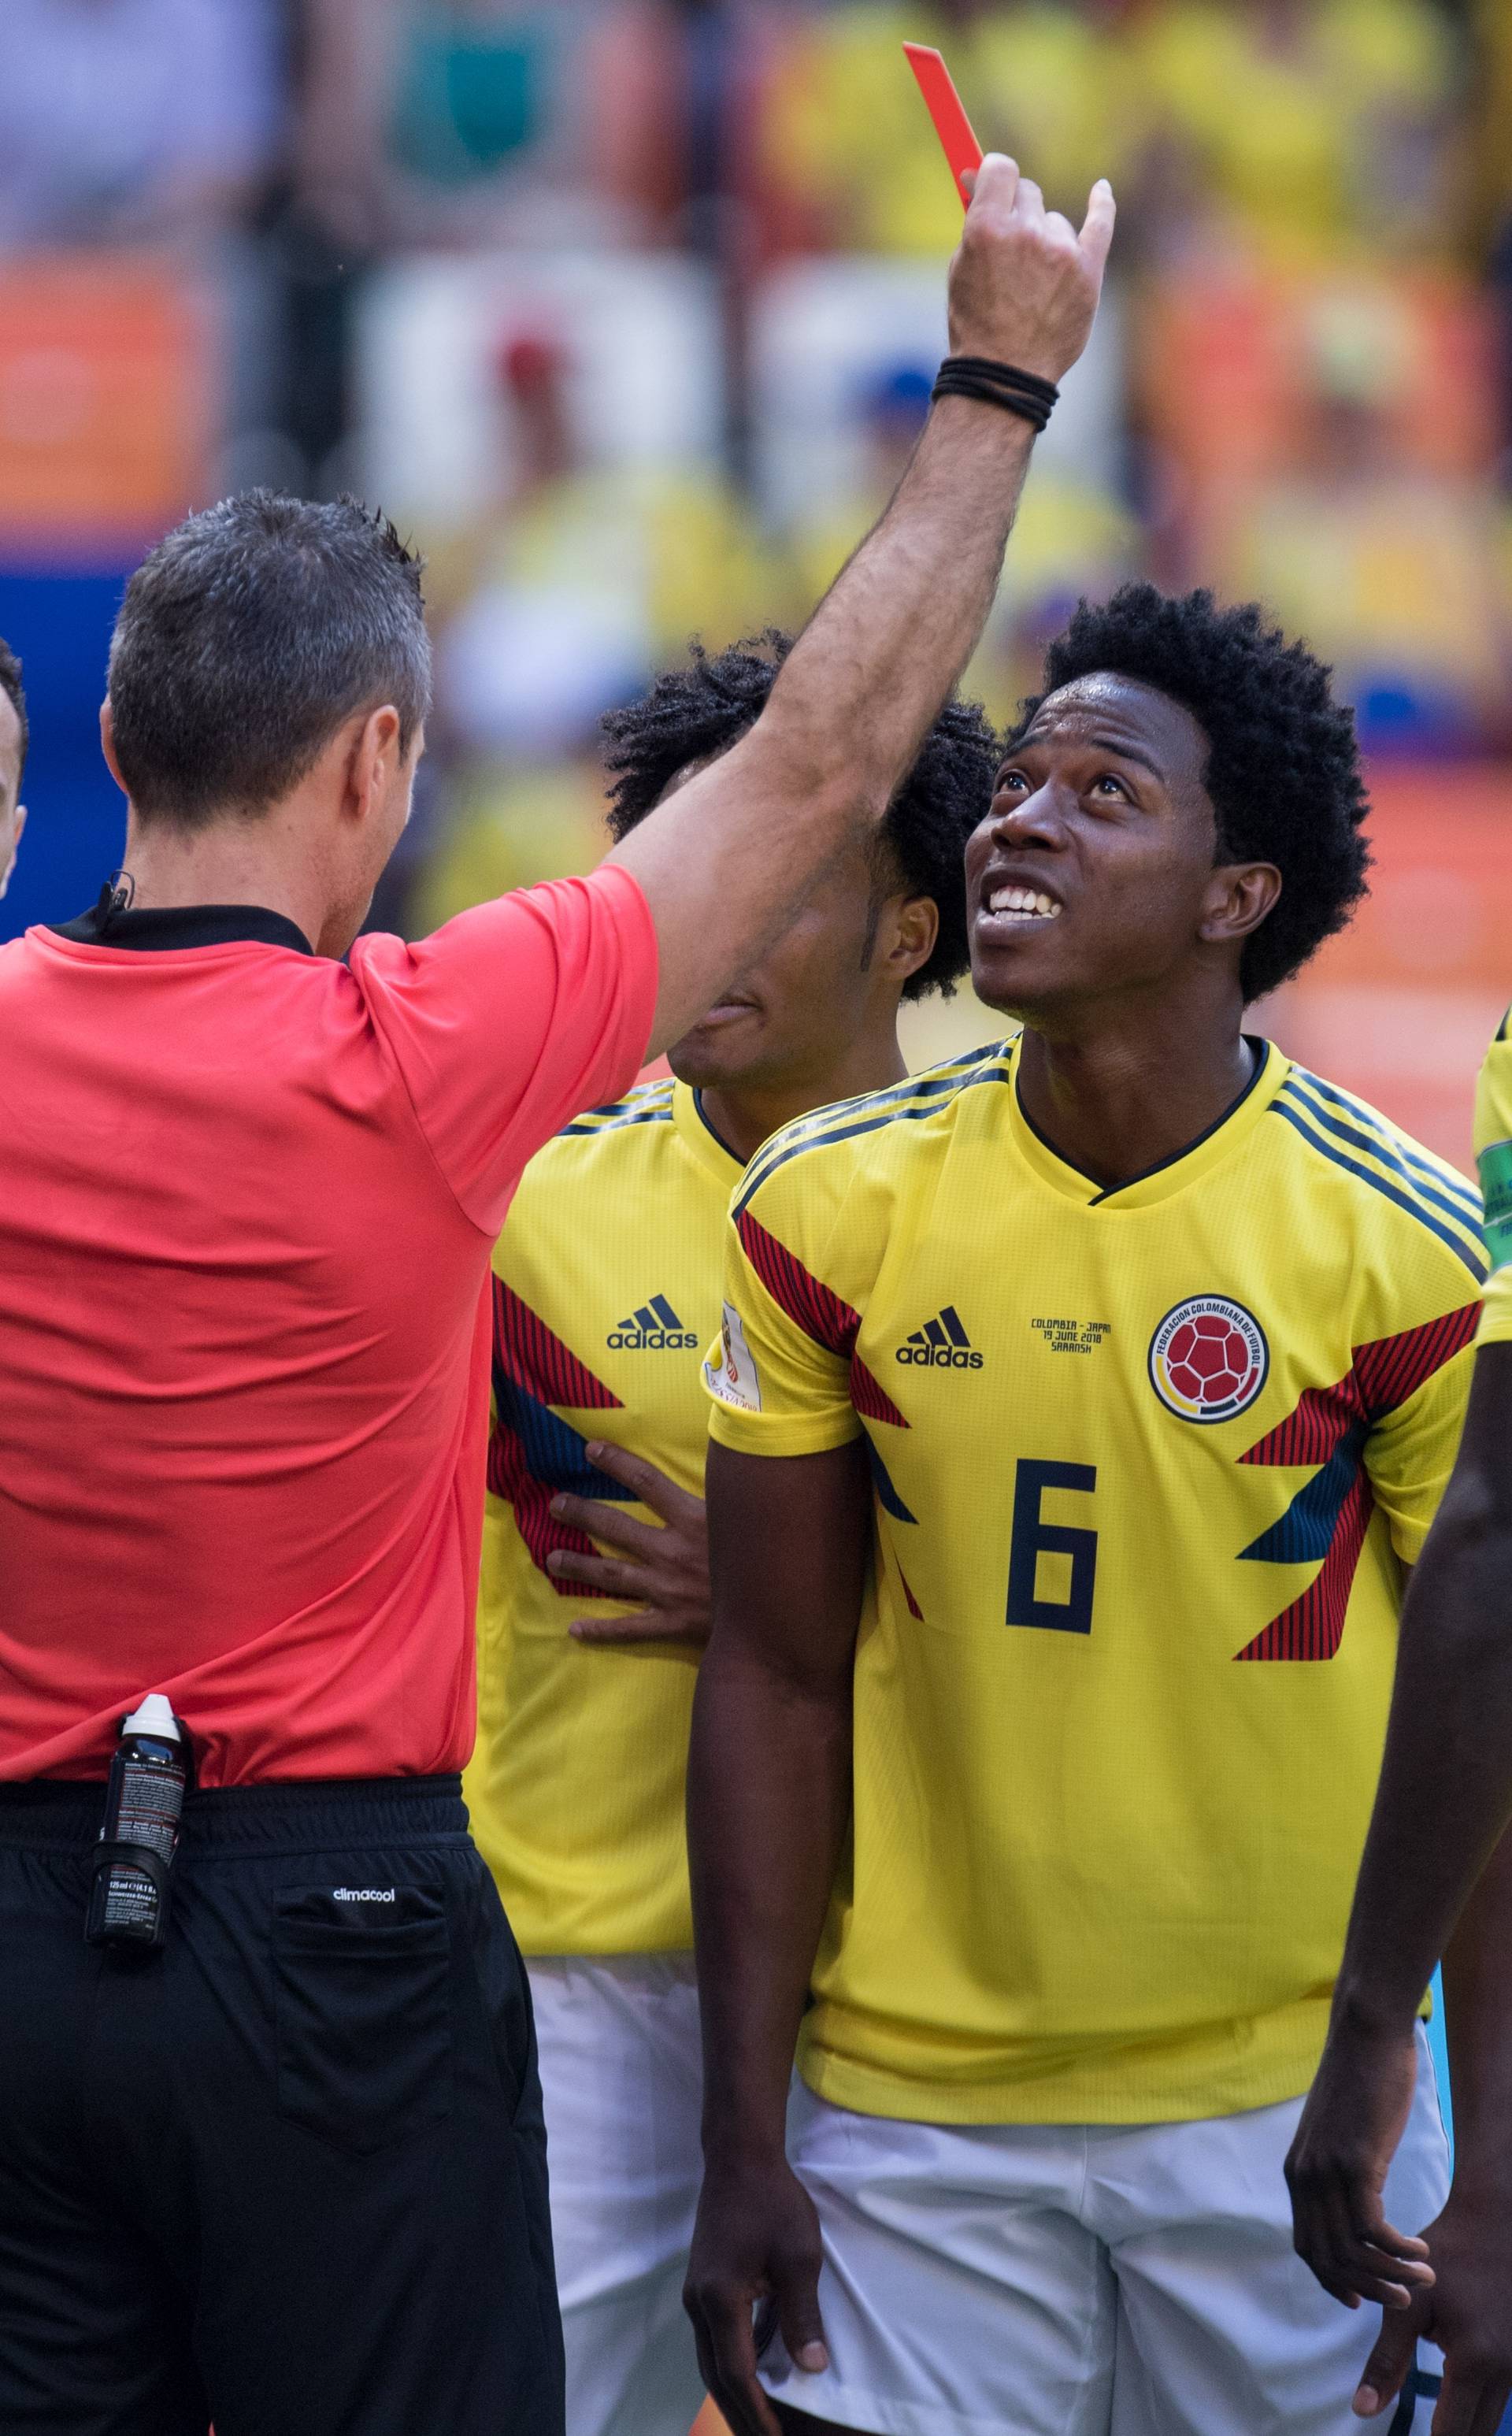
[{"left": 50, "top": 888, "right": 314, "bottom": 956}]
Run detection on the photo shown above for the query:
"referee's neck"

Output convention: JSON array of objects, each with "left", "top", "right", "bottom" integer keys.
[{"left": 119, "top": 812, "right": 330, "bottom": 956}]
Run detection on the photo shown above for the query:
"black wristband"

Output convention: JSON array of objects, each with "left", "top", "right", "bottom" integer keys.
[
  {"left": 947, "top": 354, "right": 1059, "bottom": 409},
  {"left": 931, "top": 362, "right": 1054, "bottom": 432}
]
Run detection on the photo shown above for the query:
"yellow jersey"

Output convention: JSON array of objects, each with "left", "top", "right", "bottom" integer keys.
[
  {"left": 465, "top": 1078, "right": 739, "bottom": 1953},
  {"left": 1476, "top": 1007, "right": 1512, "bottom": 1346},
  {"left": 705, "top": 1037, "right": 1484, "bottom": 2124}
]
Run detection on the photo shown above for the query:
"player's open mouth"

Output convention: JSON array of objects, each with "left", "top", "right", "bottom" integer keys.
[{"left": 984, "top": 885, "right": 1062, "bottom": 923}]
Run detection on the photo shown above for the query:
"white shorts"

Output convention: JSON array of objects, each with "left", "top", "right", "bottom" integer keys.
[
  {"left": 529, "top": 1951, "right": 707, "bottom": 2436},
  {"left": 761, "top": 2025, "right": 1449, "bottom": 2436}
]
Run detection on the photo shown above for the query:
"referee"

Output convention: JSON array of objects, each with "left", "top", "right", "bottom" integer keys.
[{"left": 0, "top": 160, "right": 1112, "bottom": 2436}]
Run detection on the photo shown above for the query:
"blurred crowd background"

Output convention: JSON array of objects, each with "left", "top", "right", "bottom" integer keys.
[{"left": 1, "top": 0, "right": 1510, "bottom": 1168}]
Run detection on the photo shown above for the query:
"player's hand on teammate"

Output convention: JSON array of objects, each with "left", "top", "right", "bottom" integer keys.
[
  {"left": 946, "top": 154, "right": 1115, "bottom": 387},
  {"left": 1347, "top": 2193, "right": 1512, "bottom": 2434},
  {"left": 684, "top": 2152, "right": 827, "bottom": 2436},
  {"left": 547, "top": 1444, "right": 712, "bottom": 1645},
  {"left": 1284, "top": 2019, "right": 1434, "bottom": 2315}
]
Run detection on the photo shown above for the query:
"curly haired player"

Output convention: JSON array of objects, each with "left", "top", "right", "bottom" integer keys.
[
  {"left": 690, "top": 584, "right": 1484, "bottom": 2436},
  {"left": 461, "top": 632, "right": 999, "bottom": 2436}
]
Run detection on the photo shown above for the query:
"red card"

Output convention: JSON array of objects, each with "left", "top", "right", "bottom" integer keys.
[{"left": 902, "top": 43, "right": 984, "bottom": 212}]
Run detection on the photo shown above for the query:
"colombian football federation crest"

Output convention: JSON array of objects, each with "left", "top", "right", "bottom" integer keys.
[{"left": 1148, "top": 1296, "right": 1268, "bottom": 1424}]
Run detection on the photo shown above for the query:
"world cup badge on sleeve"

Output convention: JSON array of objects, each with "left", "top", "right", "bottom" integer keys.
[{"left": 704, "top": 1301, "right": 762, "bottom": 1412}]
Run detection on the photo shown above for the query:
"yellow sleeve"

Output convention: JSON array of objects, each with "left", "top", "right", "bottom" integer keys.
[
  {"left": 1366, "top": 1344, "right": 1475, "bottom": 1566},
  {"left": 702, "top": 1168, "right": 864, "bottom": 1463},
  {"left": 1475, "top": 1013, "right": 1512, "bottom": 1346}
]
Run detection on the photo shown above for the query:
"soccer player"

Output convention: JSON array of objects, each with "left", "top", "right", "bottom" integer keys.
[
  {"left": 463, "top": 631, "right": 999, "bottom": 2436},
  {"left": 1288, "top": 1009, "right": 1512, "bottom": 2436},
  {"left": 0, "top": 636, "right": 28, "bottom": 896},
  {"left": 687, "top": 584, "right": 1486, "bottom": 2436}
]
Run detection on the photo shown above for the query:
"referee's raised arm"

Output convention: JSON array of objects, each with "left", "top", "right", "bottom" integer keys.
[
  {"left": 614, "top": 158, "right": 1114, "bottom": 1059},
  {"left": 0, "top": 158, "right": 1113, "bottom": 2436}
]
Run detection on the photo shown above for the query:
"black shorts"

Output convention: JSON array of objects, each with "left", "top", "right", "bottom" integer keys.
[{"left": 0, "top": 1774, "right": 563, "bottom": 2436}]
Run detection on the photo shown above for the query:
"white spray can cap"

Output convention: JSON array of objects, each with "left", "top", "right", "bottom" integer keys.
[{"left": 121, "top": 1693, "right": 181, "bottom": 1743}]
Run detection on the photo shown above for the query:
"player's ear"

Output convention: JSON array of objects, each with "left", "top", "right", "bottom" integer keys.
[
  {"left": 884, "top": 892, "right": 939, "bottom": 986},
  {"left": 0, "top": 803, "right": 25, "bottom": 899},
  {"left": 342, "top": 704, "right": 403, "bottom": 827},
  {"left": 1199, "top": 861, "right": 1281, "bottom": 947},
  {"left": 100, "top": 700, "right": 128, "bottom": 797}
]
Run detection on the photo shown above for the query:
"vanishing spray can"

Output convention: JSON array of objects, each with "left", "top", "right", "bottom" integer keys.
[{"left": 84, "top": 1695, "right": 191, "bottom": 1952}]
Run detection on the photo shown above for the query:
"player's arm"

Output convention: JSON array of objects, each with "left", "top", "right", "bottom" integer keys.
[
  {"left": 683, "top": 1435, "right": 871, "bottom": 2436},
  {"left": 1335, "top": 1826, "right": 1512, "bottom": 2436},
  {"left": 683, "top": 1150, "right": 873, "bottom": 2434},
  {"left": 610, "top": 158, "right": 1115, "bottom": 1059},
  {"left": 1288, "top": 1344, "right": 1512, "bottom": 2427}
]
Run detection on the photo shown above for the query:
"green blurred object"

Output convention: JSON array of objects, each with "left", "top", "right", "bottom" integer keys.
[{"left": 391, "top": 8, "right": 548, "bottom": 185}]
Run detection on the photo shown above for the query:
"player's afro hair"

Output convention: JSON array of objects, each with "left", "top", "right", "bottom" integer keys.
[
  {"left": 601, "top": 631, "right": 999, "bottom": 998},
  {"left": 1015, "top": 584, "right": 1371, "bottom": 1003}
]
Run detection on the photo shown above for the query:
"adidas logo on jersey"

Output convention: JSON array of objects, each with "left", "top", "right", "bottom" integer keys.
[
  {"left": 895, "top": 1306, "right": 983, "bottom": 1370},
  {"left": 607, "top": 1295, "right": 699, "bottom": 1351}
]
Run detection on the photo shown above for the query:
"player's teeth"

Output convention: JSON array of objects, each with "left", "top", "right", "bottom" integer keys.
[{"left": 987, "top": 887, "right": 1061, "bottom": 918}]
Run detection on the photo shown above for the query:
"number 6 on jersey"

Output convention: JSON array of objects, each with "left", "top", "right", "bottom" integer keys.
[{"left": 1006, "top": 1458, "right": 1098, "bottom": 1634}]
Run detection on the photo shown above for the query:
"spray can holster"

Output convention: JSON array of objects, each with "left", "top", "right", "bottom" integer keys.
[{"left": 84, "top": 1695, "right": 194, "bottom": 1952}]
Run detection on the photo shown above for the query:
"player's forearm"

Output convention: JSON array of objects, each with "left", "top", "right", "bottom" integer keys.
[
  {"left": 1441, "top": 1830, "right": 1512, "bottom": 2194},
  {"left": 1285, "top": 1375, "right": 1512, "bottom": 2314},
  {"left": 754, "top": 396, "right": 1032, "bottom": 820},
  {"left": 1332, "top": 1444, "right": 1512, "bottom": 2036},
  {"left": 689, "top": 1438, "right": 869, "bottom": 2161},
  {"left": 736, "top": 155, "right": 1114, "bottom": 842},
  {"left": 619, "top": 402, "right": 1032, "bottom": 1060},
  {"left": 613, "top": 156, "right": 1115, "bottom": 1056},
  {"left": 687, "top": 1642, "right": 853, "bottom": 2163}
]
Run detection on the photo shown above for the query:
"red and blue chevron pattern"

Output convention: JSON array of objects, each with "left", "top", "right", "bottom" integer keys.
[
  {"left": 487, "top": 1277, "right": 629, "bottom": 1596},
  {"left": 1234, "top": 1303, "right": 1480, "bottom": 1660},
  {"left": 735, "top": 1210, "right": 908, "bottom": 1428}
]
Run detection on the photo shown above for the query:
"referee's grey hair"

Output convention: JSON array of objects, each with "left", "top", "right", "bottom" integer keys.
[{"left": 108, "top": 491, "right": 432, "bottom": 829}]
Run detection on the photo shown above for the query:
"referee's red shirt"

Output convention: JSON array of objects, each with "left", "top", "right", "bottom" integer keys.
[{"left": 0, "top": 868, "right": 658, "bottom": 1786}]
